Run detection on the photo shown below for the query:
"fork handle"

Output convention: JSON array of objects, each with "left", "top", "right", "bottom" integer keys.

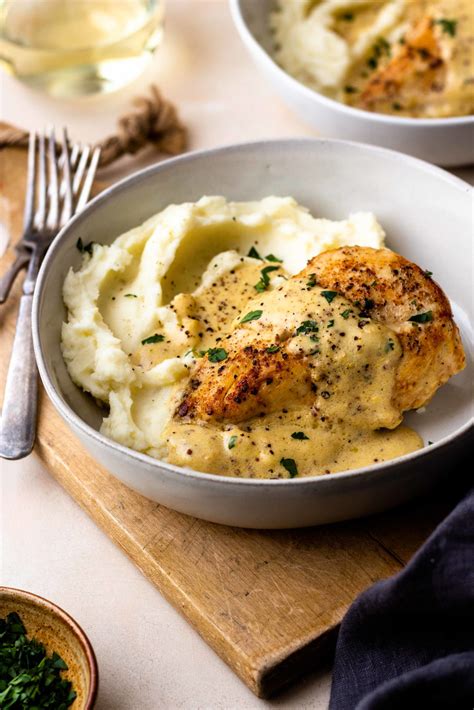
[
  {"left": 0, "top": 252, "right": 30, "bottom": 304},
  {"left": 0, "top": 294, "right": 37, "bottom": 459}
]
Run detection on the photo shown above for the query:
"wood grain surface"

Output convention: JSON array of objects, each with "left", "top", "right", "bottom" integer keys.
[{"left": 0, "top": 139, "right": 450, "bottom": 697}]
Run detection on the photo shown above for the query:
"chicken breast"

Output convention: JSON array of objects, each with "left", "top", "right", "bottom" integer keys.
[
  {"left": 174, "top": 247, "right": 465, "bottom": 425},
  {"left": 354, "top": 15, "right": 447, "bottom": 116}
]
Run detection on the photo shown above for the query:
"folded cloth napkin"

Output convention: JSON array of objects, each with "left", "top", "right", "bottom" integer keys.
[{"left": 329, "top": 480, "right": 474, "bottom": 709}]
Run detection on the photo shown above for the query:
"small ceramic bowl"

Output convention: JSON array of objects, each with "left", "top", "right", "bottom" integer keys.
[
  {"left": 32, "top": 138, "right": 473, "bottom": 529},
  {"left": 0, "top": 587, "right": 98, "bottom": 709},
  {"left": 230, "top": 0, "right": 474, "bottom": 167}
]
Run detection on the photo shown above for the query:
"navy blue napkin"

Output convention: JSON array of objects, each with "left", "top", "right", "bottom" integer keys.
[{"left": 329, "top": 480, "right": 474, "bottom": 709}]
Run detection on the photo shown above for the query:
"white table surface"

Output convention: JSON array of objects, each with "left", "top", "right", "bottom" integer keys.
[{"left": 0, "top": 2, "right": 472, "bottom": 709}]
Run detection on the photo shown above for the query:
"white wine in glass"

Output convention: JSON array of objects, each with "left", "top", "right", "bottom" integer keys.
[{"left": 0, "top": 0, "right": 165, "bottom": 97}]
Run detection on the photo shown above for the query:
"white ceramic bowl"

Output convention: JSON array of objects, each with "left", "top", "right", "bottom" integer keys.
[
  {"left": 33, "top": 139, "right": 473, "bottom": 529},
  {"left": 230, "top": 0, "right": 474, "bottom": 167}
]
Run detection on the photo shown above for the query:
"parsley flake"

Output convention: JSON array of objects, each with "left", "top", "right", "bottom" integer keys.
[
  {"left": 296, "top": 320, "right": 318, "bottom": 335},
  {"left": 124, "top": 293, "right": 138, "bottom": 298},
  {"left": 434, "top": 18, "right": 457, "bottom": 37},
  {"left": 241, "top": 310, "right": 263, "bottom": 323},
  {"left": 265, "top": 253, "right": 283, "bottom": 262},
  {"left": 266, "top": 345, "right": 280, "bottom": 353},
  {"left": 409, "top": 311, "right": 433, "bottom": 324},
  {"left": 424, "top": 270, "right": 433, "bottom": 278},
  {"left": 321, "top": 290, "right": 338, "bottom": 303},
  {"left": 344, "top": 85, "right": 358, "bottom": 94},
  {"left": 306, "top": 274, "right": 317, "bottom": 288},
  {"left": 228, "top": 435, "right": 238, "bottom": 449},
  {"left": 141, "top": 333, "right": 165, "bottom": 345},
  {"left": 76, "top": 237, "right": 95, "bottom": 255},
  {"left": 280, "top": 457, "right": 298, "bottom": 477},
  {"left": 385, "top": 339, "right": 395, "bottom": 352},
  {"left": 291, "top": 432, "right": 309, "bottom": 440},
  {"left": 254, "top": 265, "right": 281, "bottom": 292},
  {"left": 247, "top": 246, "right": 262, "bottom": 260},
  {"left": 327, "top": 319, "right": 335, "bottom": 328},
  {"left": 207, "top": 348, "right": 228, "bottom": 362},
  {"left": 341, "top": 309, "right": 351, "bottom": 319}
]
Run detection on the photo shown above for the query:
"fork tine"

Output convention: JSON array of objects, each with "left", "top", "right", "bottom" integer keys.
[
  {"left": 35, "top": 131, "right": 47, "bottom": 230},
  {"left": 72, "top": 144, "right": 90, "bottom": 197},
  {"left": 59, "top": 141, "right": 79, "bottom": 199},
  {"left": 46, "top": 126, "right": 59, "bottom": 231},
  {"left": 70, "top": 142, "right": 80, "bottom": 168},
  {"left": 60, "top": 127, "right": 73, "bottom": 226},
  {"left": 76, "top": 147, "right": 100, "bottom": 212},
  {"left": 22, "top": 132, "right": 37, "bottom": 233}
]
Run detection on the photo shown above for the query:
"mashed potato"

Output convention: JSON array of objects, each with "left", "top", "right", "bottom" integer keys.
[
  {"left": 62, "top": 196, "right": 385, "bottom": 459},
  {"left": 271, "top": 0, "right": 474, "bottom": 118}
]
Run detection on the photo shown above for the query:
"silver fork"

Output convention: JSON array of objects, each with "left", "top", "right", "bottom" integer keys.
[
  {"left": 0, "top": 128, "right": 100, "bottom": 459},
  {"left": 0, "top": 140, "right": 100, "bottom": 303}
]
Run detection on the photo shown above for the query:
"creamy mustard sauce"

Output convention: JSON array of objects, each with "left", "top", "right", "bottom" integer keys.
[{"left": 162, "top": 275, "right": 423, "bottom": 478}]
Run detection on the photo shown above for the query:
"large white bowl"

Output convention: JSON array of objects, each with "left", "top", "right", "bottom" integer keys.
[
  {"left": 33, "top": 139, "right": 473, "bottom": 529},
  {"left": 230, "top": 0, "right": 474, "bottom": 167}
]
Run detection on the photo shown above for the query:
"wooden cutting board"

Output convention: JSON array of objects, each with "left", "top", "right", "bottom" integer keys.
[{"left": 0, "top": 140, "right": 451, "bottom": 698}]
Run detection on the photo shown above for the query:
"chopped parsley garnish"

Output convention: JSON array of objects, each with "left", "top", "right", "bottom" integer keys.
[
  {"left": 341, "top": 309, "right": 351, "bottom": 319},
  {"left": 424, "top": 270, "right": 433, "bottom": 278},
  {"left": 228, "top": 435, "right": 238, "bottom": 449},
  {"left": 265, "top": 253, "right": 283, "bottom": 263},
  {"left": 207, "top": 348, "right": 228, "bottom": 362},
  {"left": 409, "top": 311, "right": 433, "bottom": 324},
  {"left": 364, "top": 298, "right": 375, "bottom": 310},
  {"left": 124, "top": 293, "right": 137, "bottom": 298},
  {"left": 306, "top": 274, "right": 318, "bottom": 288},
  {"left": 434, "top": 18, "right": 457, "bottom": 37},
  {"left": 392, "top": 102, "right": 403, "bottom": 111},
  {"left": 254, "top": 265, "right": 281, "bottom": 292},
  {"left": 296, "top": 320, "right": 318, "bottom": 335},
  {"left": 141, "top": 333, "right": 165, "bottom": 344},
  {"left": 241, "top": 310, "right": 263, "bottom": 323},
  {"left": 344, "top": 85, "right": 358, "bottom": 94},
  {"left": 247, "top": 246, "right": 262, "bottom": 260},
  {"left": 341, "top": 12, "right": 354, "bottom": 20},
  {"left": 321, "top": 290, "right": 338, "bottom": 303},
  {"left": 291, "top": 432, "right": 309, "bottom": 440},
  {"left": 280, "top": 457, "right": 298, "bottom": 477},
  {"left": 0, "top": 612, "right": 76, "bottom": 709},
  {"left": 385, "top": 339, "right": 395, "bottom": 352},
  {"left": 327, "top": 319, "right": 335, "bottom": 328},
  {"left": 266, "top": 345, "right": 280, "bottom": 353},
  {"left": 76, "top": 237, "right": 95, "bottom": 255},
  {"left": 367, "top": 36, "right": 391, "bottom": 69}
]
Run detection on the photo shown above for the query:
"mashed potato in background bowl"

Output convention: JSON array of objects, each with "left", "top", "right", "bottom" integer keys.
[{"left": 61, "top": 196, "right": 385, "bottom": 461}]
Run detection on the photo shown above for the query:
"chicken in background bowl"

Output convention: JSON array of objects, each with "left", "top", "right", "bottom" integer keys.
[{"left": 271, "top": 0, "right": 474, "bottom": 118}]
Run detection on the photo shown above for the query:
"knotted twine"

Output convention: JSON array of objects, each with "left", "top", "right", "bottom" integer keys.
[{"left": 0, "top": 85, "right": 187, "bottom": 167}]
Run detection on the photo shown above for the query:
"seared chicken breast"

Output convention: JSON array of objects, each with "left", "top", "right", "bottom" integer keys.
[
  {"left": 175, "top": 247, "right": 465, "bottom": 425},
  {"left": 355, "top": 16, "right": 447, "bottom": 115}
]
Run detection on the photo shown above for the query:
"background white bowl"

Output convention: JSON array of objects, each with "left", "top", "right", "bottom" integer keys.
[
  {"left": 33, "top": 139, "right": 473, "bottom": 529},
  {"left": 230, "top": 0, "right": 474, "bottom": 167}
]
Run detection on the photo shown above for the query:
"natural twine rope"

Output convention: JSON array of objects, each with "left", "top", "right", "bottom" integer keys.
[{"left": 0, "top": 85, "right": 187, "bottom": 167}]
